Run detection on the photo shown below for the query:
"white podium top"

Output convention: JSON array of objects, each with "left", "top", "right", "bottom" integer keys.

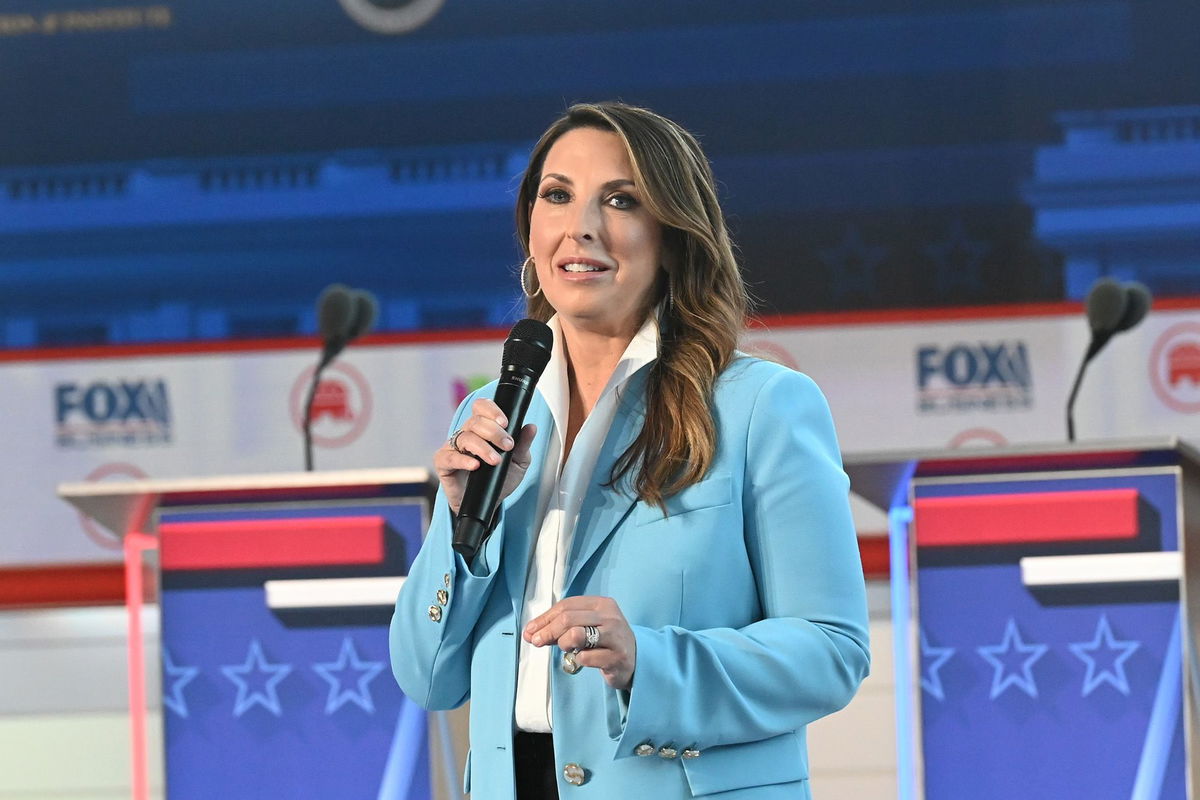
[{"left": 57, "top": 467, "right": 433, "bottom": 538}]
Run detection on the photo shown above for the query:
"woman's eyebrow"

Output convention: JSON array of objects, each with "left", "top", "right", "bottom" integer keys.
[{"left": 539, "top": 173, "right": 636, "bottom": 191}]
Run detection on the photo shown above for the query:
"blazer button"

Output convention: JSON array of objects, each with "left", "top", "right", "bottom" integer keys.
[
  {"left": 658, "top": 746, "right": 678, "bottom": 759},
  {"left": 562, "top": 762, "right": 586, "bottom": 786},
  {"left": 427, "top": 605, "right": 442, "bottom": 622},
  {"left": 443, "top": 572, "right": 451, "bottom": 587},
  {"left": 682, "top": 748, "right": 701, "bottom": 759},
  {"left": 634, "top": 743, "right": 655, "bottom": 757},
  {"left": 436, "top": 589, "right": 449, "bottom": 606}
]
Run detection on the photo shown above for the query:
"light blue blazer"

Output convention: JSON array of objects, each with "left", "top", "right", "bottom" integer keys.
[{"left": 390, "top": 357, "right": 870, "bottom": 799}]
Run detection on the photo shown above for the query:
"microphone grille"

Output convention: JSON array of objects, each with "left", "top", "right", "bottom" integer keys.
[
  {"left": 1114, "top": 282, "right": 1152, "bottom": 333},
  {"left": 502, "top": 319, "right": 553, "bottom": 375},
  {"left": 317, "top": 284, "right": 355, "bottom": 340},
  {"left": 1085, "top": 278, "right": 1128, "bottom": 336},
  {"left": 347, "top": 290, "right": 379, "bottom": 340}
]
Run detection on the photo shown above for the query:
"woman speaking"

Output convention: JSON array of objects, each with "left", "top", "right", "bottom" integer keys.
[{"left": 391, "top": 102, "right": 870, "bottom": 799}]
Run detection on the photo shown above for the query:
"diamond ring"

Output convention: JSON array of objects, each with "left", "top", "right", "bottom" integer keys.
[{"left": 583, "top": 625, "right": 600, "bottom": 650}]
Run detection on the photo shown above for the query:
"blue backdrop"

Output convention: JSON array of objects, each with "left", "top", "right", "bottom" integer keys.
[{"left": 1, "top": 0, "right": 1198, "bottom": 346}]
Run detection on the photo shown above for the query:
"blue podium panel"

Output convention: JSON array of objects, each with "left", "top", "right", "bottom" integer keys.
[
  {"left": 913, "top": 469, "right": 1186, "bottom": 800},
  {"left": 157, "top": 499, "right": 431, "bottom": 800}
]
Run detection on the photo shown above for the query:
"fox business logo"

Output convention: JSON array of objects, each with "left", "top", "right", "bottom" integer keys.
[
  {"left": 55, "top": 379, "right": 172, "bottom": 448},
  {"left": 916, "top": 342, "right": 1033, "bottom": 413}
]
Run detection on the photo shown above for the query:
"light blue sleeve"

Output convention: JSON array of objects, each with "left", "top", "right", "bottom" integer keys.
[
  {"left": 389, "top": 387, "right": 507, "bottom": 711},
  {"left": 611, "top": 368, "right": 871, "bottom": 753}
]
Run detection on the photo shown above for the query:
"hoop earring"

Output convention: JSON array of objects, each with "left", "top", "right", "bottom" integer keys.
[{"left": 521, "top": 256, "right": 541, "bottom": 298}]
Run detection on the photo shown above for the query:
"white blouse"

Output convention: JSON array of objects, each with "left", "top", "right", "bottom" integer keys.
[{"left": 513, "top": 314, "right": 659, "bottom": 732}]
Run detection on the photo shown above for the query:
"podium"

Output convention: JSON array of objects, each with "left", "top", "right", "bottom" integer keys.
[
  {"left": 846, "top": 438, "right": 1199, "bottom": 800},
  {"left": 58, "top": 469, "right": 436, "bottom": 800}
]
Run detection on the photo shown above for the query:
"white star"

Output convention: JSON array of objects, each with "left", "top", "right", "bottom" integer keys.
[
  {"left": 161, "top": 647, "right": 199, "bottom": 718},
  {"left": 220, "top": 640, "right": 293, "bottom": 717},
  {"left": 1069, "top": 615, "right": 1140, "bottom": 697},
  {"left": 313, "top": 636, "right": 387, "bottom": 715},
  {"left": 920, "top": 628, "right": 955, "bottom": 702},
  {"left": 976, "top": 618, "right": 1048, "bottom": 700}
]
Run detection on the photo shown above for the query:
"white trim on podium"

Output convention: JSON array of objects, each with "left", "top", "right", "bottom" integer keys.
[
  {"left": 1020, "top": 551, "right": 1182, "bottom": 588},
  {"left": 264, "top": 576, "right": 408, "bottom": 610}
]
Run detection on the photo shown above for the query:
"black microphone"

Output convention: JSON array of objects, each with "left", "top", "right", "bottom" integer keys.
[
  {"left": 1066, "top": 279, "right": 1153, "bottom": 441},
  {"left": 304, "top": 284, "right": 379, "bottom": 470},
  {"left": 453, "top": 319, "right": 553, "bottom": 562}
]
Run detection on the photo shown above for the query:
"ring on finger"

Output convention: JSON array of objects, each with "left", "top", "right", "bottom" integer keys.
[
  {"left": 562, "top": 648, "right": 582, "bottom": 675},
  {"left": 448, "top": 429, "right": 468, "bottom": 455},
  {"left": 583, "top": 625, "right": 600, "bottom": 650}
]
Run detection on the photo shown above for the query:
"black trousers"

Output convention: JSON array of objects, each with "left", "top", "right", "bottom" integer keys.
[{"left": 513, "top": 731, "right": 559, "bottom": 800}]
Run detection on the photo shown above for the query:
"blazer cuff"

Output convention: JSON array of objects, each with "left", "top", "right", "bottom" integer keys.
[{"left": 607, "top": 625, "right": 693, "bottom": 760}]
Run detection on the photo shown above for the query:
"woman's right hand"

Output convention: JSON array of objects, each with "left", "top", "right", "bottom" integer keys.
[{"left": 435, "top": 397, "right": 538, "bottom": 515}]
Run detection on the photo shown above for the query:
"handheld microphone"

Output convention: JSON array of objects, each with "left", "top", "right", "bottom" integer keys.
[
  {"left": 1066, "top": 278, "right": 1152, "bottom": 441},
  {"left": 304, "top": 284, "right": 380, "bottom": 470},
  {"left": 453, "top": 319, "right": 553, "bottom": 562}
]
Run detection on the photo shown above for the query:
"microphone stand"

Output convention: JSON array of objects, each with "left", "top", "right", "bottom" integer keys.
[
  {"left": 1065, "top": 335, "right": 1108, "bottom": 443},
  {"left": 302, "top": 343, "right": 341, "bottom": 471}
]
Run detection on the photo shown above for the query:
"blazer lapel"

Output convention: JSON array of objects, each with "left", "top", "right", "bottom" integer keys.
[{"left": 563, "top": 369, "right": 649, "bottom": 592}]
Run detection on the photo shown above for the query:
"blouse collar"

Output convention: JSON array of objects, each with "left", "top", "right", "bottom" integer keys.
[{"left": 537, "top": 313, "right": 660, "bottom": 441}]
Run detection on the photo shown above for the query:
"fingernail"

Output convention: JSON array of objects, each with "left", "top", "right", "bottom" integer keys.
[
  {"left": 502, "top": 436, "right": 514, "bottom": 449},
  {"left": 533, "top": 634, "right": 543, "bottom": 645},
  {"left": 495, "top": 415, "right": 508, "bottom": 427}
]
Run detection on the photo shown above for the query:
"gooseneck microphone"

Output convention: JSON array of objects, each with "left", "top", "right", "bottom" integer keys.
[
  {"left": 303, "top": 284, "right": 379, "bottom": 470},
  {"left": 453, "top": 319, "right": 553, "bottom": 562},
  {"left": 1066, "top": 278, "right": 1152, "bottom": 441}
]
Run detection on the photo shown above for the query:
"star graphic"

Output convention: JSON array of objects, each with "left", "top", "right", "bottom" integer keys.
[
  {"left": 976, "top": 618, "right": 1048, "bottom": 700},
  {"left": 1069, "top": 615, "right": 1140, "bottom": 697},
  {"left": 819, "top": 224, "right": 887, "bottom": 302},
  {"left": 313, "top": 636, "right": 387, "bottom": 715},
  {"left": 925, "top": 219, "right": 988, "bottom": 296},
  {"left": 221, "top": 639, "right": 293, "bottom": 717},
  {"left": 161, "top": 647, "right": 199, "bottom": 718},
  {"left": 920, "top": 628, "right": 955, "bottom": 702}
]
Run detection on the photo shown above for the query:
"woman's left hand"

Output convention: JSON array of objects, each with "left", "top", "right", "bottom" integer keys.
[{"left": 523, "top": 596, "right": 637, "bottom": 691}]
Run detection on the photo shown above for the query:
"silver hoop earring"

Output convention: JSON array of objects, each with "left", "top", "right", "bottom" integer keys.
[{"left": 521, "top": 256, "right": 541, "bottom": 299}]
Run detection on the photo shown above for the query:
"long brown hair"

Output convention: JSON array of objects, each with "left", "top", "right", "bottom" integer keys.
[{"left": 515, "top": 102, "right": 748, "bottom": 507}]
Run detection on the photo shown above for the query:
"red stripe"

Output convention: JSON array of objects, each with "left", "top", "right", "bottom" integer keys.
[
  {"left": 858, "top": 536, "right": 890, "bottom": 579},
  {"left": 0, "top": 563, "right": 125, "bottom": 607},
  {"left": 5, "top": 294, "right": 1199, "bottom": 363},
  {"left": 914, "top": 489, "right": 1140, "bottom": 547},
  {"left": 159, "top": 516, "right": 386, "bottom": 571}
]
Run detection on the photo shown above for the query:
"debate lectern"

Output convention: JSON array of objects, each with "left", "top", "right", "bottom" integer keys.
[
  {"left": 846, "top": 438, "right": 1200, "bottom": 800},
  {"left": 58, "top": 469, "right": 438, "bottom": 800}
]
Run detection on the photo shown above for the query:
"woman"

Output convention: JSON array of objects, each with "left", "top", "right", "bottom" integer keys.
[{"left": 391, "top": 102, "right": 869, "bottom": 799}]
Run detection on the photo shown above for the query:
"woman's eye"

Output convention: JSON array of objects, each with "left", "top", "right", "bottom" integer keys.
[
  {"left": 606, "top": 193, "right": 637, "bottom": 210},
  {"left": 539, "top": 187, "right": 569, "bottom": 203}
]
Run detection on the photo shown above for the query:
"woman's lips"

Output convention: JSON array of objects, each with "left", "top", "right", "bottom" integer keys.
[{"left": 556, "top": 256, "right": 611, "bottom": 274}]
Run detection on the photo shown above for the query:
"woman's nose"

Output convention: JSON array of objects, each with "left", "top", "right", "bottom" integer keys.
[{"left": 567, "top": 200, "right": 601, "bottom": 242}]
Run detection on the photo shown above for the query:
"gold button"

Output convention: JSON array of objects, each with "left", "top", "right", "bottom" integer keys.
[
  {"left": 436, "top": 589, "right": 449, "bottom": 606},
  {"left": 443, "top": 572, "right": 451, "bottom": 588},
  {"left": 427, "top": 605, "right": 442, "bottom": 622},
  {"left": 682, "top": 748, "right": 701, "bottom": 759},
  {"left": 562, "top": 762, "right": 586, "bottom": 786},
  {"left": 634, "top": 743, "right": 655, "bottom": 757},
  {"left": 658, "top": 746, "right": 678, "bottom": 759}
]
